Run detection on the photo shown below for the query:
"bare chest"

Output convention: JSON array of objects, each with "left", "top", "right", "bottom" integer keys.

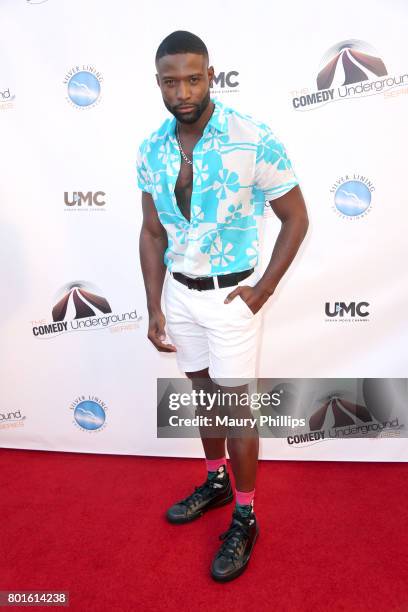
[{"left": 174, "top": 133, "right": 201, "bottom": 222}]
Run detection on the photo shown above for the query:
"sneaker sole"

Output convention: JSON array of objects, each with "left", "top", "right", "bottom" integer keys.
[
  {"left": 210, "top": 526, "right": 259, "bottom": 582},
  {"left": 166, "top": 490, "right": 234, "bottom": 525}
]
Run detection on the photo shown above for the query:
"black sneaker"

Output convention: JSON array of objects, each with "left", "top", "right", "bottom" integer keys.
[
  {"left": 166, "top": 466, "right": 233, "bottom": 524},
  {"left": 210, "top": 509, "right": 259, "bottom": 582}
]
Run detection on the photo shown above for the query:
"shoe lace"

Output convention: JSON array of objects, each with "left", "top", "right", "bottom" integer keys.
[
  {"left": 217, "top": 515, "right": 251, "bottom": 562},
  {"left": 178, "top": 479, "right": 221, "bottom": 510}
]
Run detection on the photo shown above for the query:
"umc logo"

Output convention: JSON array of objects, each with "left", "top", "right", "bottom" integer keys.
[
  {"left": 64, "top": 191, "right": 106, "bottom": 209},
  {"left": 211, "top": 71, "right": 239, "bottom": 91},
  {"left": 325, "top": 301, "right": 369, "bottom": 321}
]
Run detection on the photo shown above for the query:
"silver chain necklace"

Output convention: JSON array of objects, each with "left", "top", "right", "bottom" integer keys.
[{"left": 176, "top": 123, "right": 193, "bottom": 165}]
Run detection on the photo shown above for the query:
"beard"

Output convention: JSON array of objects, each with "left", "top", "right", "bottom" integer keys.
[{"left": 164, "top": 88, "right": 211, "bottom": 124}]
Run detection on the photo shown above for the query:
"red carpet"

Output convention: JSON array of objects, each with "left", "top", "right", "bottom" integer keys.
[{"left": 1, "top": 449, "right": 408, "bottom": 612}]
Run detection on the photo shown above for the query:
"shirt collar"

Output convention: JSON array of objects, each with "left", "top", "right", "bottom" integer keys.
[
  {"left": 166, "top": 96, "right": 228, "bottom": 139},
  {"left": 207, "top": 96, "right": 228, "bottom": 133}
]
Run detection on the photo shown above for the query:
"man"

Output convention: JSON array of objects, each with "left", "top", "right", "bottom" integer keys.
[{"left": 137, "top": 30, "right": 309, "bottom": 582}]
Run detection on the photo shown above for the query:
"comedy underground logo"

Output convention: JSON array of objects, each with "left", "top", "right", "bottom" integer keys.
[
  {"left": 287, "top": 394, "right": 402, "bottom": 447},
  {"left": 30, "top": 280, "right": 141, "bottom": 339},
  {"left": 0, "top": 87, "right": 15, "bottom": 111},
  {"left": 291, "top": 39, "right": 407, "bottom": 110},
  {"left": 0, "top": 408, "right": 27, "bottom": 431}
]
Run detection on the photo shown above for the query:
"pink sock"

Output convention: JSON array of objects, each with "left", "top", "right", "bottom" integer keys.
[
  {"left": 205, "top": 457, "right": 227, "bottom": 473},
  {"left": 235, "top": 488, "right": 255, "bottom": 507}
]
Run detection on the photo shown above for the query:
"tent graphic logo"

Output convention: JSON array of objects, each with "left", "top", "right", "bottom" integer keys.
[
  {"left": 309, "top": 397, "right": 372, "bottom": 431},
  {"left": 52, "top": 281, "right": 112, "bottom": 322},
  {"left": 317, "top": 40, "right": 387, "bottom": 90}
]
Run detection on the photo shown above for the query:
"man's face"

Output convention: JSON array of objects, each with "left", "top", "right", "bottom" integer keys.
[{"left": 155, "top": 53, "right": 214, "bottom": 124}]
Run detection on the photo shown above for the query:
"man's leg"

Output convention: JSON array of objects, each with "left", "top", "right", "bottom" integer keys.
[
  {"left": 223, "top": 382, "right": 259, "bottom": 492},
  {"left": 165, "top": 367, "right": 233, "bottom": 524},
  {"left": 210, "top": 381, "right": 260, "bottom": 582},
  {"left": 185, "top": 372, "right": 259, "bottom": 499},
  {"left": 185, "top": 367, "right": 226, "bottom": 460}
]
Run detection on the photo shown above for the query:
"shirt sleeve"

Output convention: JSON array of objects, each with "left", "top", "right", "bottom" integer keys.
[
  {"left": 254, "top": 125, "right": 299, "bottom": 201},
  {"left": 136, "top": 139, "right": 154, "bottom": 195}
]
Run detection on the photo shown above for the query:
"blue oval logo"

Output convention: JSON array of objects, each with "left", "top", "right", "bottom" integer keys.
[
  {"left": 74, "top": 400, "right": 105, "bottom": 430},
  {"left": 334, "top": 180, "right": 371, "bottom": 217},
  {"left": 68, "top": 71, "right": 101, "bottom": 107}
]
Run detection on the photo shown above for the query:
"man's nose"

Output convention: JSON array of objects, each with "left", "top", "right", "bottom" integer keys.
[{"left": 176, "top": 81, "right": 191, "bottom": 101}]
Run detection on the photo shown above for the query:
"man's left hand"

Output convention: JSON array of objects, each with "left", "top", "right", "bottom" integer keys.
[{"left": 224, "top": 285, "right": 272, "bottom": 315}]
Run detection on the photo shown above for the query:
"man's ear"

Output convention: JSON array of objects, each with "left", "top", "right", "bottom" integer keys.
[
  {"left": 155, "top": 73, "right": 160, "bottom": 86},
  {"left": 208, "top": 65, "right": 215, "bottom": 86}
]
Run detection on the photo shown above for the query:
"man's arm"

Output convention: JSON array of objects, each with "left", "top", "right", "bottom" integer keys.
[
  {"left": 256, "top": 184, "right": 309, "bottom": 295},
  {"left": 139, "top": 191, "right": 176, "bottom": 352},
  {"left": 224, "top": 185, "right": 309, "bottom": 313}
]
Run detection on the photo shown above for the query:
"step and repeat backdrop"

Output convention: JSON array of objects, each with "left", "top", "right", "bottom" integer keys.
[{"left": 1, "top": 0, "right": 407, "bottom": 461}]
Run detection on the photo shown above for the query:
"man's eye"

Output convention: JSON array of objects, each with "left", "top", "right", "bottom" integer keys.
[
  {"left": 165, "top": 80, "right": 174, "bottom": 86},
  {"left": 190, "top": 77, "right": 199, "bottom": 83}
]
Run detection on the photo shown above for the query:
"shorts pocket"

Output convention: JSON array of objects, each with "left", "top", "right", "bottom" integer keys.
[{"left": 238, "top": 294, "right": 255, "bottom": 317}]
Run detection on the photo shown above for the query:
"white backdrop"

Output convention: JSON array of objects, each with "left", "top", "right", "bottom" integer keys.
[{"left": 1, "top": 0, "right": 407, "bottom": 460}]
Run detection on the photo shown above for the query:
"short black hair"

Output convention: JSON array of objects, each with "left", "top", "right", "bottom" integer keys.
[{"left": 155, "top": 30, "right": 209, "bottom": 65}]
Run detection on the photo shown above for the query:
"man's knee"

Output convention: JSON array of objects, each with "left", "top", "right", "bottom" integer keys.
[{"left": 185, "top": 367, "right": 210, "bottom": 379}]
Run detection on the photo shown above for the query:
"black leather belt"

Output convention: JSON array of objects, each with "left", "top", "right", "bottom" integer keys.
[{"left": 171, "top": 268, "right": 254, "bottom": 291}]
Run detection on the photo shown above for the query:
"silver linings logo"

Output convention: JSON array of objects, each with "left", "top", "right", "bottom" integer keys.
[
  {"left": 330, "top": 174, "right": 374, "bottom": 220},
  {"left": 63, "top": 65, "right": 103, "bottom": 109},
  {"left": 70, "top": 395, "right": 108, "bottom": 433}
]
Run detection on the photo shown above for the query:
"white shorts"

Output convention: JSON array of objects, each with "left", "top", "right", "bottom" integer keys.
[{"left": 162, "top": 268, "right": 262, "bottom": 383}]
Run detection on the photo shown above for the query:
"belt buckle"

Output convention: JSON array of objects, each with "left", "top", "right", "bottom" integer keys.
[
  {"left": 189, "top": 276, "right": 209, "bottom": 291},
  {"left": 195, "top": 278, "right": 203, "bottom": 291}
]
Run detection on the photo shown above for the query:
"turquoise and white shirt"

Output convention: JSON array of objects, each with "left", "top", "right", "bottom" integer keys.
[{"left": 136, "top": 96, "right": 299, "bottom": 277}]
